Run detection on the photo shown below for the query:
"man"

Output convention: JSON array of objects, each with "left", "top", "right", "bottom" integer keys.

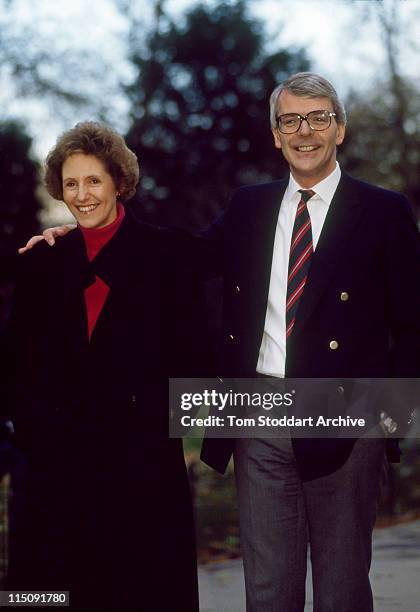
[{"left": 201, "top": 72, "right": 420, "bottom": 611}]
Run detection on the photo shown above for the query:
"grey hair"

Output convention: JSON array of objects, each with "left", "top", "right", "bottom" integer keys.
[{"left": 269, "top": 72, "right": 347, "bottom": 130}]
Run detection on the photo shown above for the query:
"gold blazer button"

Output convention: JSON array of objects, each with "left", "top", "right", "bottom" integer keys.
[
  {"left": 340, "top": 292, "right": 349, "bottom": 301},
  {"left": 329, "top": 340, "right": 339, "bottom": 350},
  {"left": 228, "top": 334, "right": 235, "bottom": 341},
  {"left": 235, "top": 285, "right": 241, "bottom": 294}
]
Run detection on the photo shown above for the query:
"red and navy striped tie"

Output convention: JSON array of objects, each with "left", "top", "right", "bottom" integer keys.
[{"left": 286, "top": 189, "right": 315, "bottom": 338}]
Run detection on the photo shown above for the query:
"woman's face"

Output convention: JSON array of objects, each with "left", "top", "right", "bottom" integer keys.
[{"left": 62, "top": 153, "right": 118, "bottom": 229}]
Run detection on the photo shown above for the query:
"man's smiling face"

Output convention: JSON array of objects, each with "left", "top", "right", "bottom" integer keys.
[{"left": 272, "top": 89, "right": 345, "bottom": 188}]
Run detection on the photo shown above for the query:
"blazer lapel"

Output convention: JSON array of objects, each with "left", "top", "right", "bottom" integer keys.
[
  {"left": 293, "top": 173, "right": 363, "bottom": 334},
  {"left": 250, "top": 180, "right": 288, "bottom": 324}
]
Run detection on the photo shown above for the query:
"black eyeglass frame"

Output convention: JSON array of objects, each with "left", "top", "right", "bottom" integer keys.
[{"left": 275, "top": 110, "right": 337, "bottom": 134}]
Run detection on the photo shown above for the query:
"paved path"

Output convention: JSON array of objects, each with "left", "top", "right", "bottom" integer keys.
[{"left": 198, "top": 519, "right": 420, "bottom": 612}]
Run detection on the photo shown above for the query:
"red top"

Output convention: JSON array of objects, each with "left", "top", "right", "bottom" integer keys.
[{"left": 80, "top": 203, "right": 125, "bottom": 339}]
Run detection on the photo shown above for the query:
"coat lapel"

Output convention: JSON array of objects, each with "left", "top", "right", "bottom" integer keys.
[
  {"left": 88, "top": 209, "right": 148, "bottom": 290},
  {"left": 50, "top": 229, "right": 94, "bottom": 355},
  {"left": 86, "top": 210, "right": 154, "bottom": 344},
  {"left": 53, "top": 212, "right": 144, "bottom": 349},
  {"left": 293, "top": 173, "right": 363, "bottom": 334}
]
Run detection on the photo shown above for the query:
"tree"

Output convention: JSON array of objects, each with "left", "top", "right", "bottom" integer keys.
[
  {"left": 0, "top": 0, "right": 128, "bottom": 127},
  {"left": 0, "top": 121, "right": 40, "bottom": 254},
  {"left": 340, "top": 81, "right": 420, "bottom": 214},
  {"left": 0, "top": 121, "right": 41, "bottom": 324},
  {"left": 340, "top": 0, "right": 420, "bottom": 221},
  {"left": 124, "top": 0, "right": 309, "bottom": 230}
]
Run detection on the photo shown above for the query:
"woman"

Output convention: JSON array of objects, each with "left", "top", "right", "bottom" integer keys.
[{"left": 5, "top": 122, "right": 207, "bottom": 610}]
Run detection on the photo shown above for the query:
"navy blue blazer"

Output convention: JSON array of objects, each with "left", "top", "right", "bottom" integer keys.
[{"left": 201, "top": 173, "right": 420, "bottom": 481}]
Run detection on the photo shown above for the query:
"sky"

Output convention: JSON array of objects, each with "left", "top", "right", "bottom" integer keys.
[
  {"left": 3, "top": 0, "right": 419, "bottom": 158},
  {"left": 2, "top": 0, "right": 419, "bottom": 223}
]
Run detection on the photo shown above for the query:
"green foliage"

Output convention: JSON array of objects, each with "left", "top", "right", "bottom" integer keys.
[
  {"left": 339, "top": 0, "right": 420, "bottom": 220},
  {"left": 186, "top": 438, "right": 420, "bottom": 562},
  {"left": 186, "top": 451, "right": 239, "bottom": 563},
  {"left": 340, "top": 79, "right": 420, "bottom": 220},
  {"left": 125, "top": 0, "right": 309, "bottom": 229},
  {"left": 0, "top": 121, "right": 40, "bottom": 326},
  {"left": 0, "top": 121, "right": 40, "bottom": 254}
]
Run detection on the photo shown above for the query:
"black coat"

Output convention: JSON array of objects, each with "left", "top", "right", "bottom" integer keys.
[
  {"left": 4, "top": 209, "right": 208, "bottom": 611},
  {"left": 201, "top": 173, "right": 420, "bottom": 481}
]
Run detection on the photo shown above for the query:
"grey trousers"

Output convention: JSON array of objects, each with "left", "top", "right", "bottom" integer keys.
[{"left": 233, "top": 436, "right": 386, "bottom": 612}]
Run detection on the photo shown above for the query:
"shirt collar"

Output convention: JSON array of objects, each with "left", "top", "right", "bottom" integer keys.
[{"left": 284, "top": 162, "right": 341, "bottom": 206}]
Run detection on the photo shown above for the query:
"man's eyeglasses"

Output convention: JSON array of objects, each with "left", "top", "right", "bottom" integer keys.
[{"left": 276, "top": 110, "right": 337, "bottom": 134}]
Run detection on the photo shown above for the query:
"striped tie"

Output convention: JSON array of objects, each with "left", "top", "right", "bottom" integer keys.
[{"left": 286, "top": 189, "right": 315, "bottom": 338}]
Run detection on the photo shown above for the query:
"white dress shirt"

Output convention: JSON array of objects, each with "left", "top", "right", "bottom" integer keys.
[{"left": 256, "top": 163, "right": 341, "bottom": 377}]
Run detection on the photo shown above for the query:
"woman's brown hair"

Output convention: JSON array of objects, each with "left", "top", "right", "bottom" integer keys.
[{"left": 45, "top": 121, "right": 140, "bottom": 202}]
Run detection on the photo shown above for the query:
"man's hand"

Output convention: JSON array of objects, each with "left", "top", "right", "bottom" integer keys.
[{"left": 18, "top": 224, "right": 77, "bottom": 254}]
